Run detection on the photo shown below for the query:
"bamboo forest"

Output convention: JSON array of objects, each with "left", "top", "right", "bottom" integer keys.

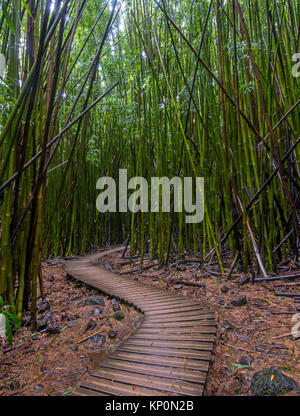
[{"left": 0, "top": 0, "right": 300, "bottom": 399}]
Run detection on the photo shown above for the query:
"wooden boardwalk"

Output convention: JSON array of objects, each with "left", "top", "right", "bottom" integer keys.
[{"left": 65, "top": 248, "right": 216, "bottom": 396}]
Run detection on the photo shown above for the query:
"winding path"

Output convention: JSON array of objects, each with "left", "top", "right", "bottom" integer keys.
[{"left": 65, "top": 248, "right": 216, "bottom": 396}]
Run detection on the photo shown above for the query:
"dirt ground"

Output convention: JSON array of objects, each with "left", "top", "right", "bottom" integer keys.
[
  {"left": 0, "top": 257, "right": 142, "bottom": 396},
  {"left": 1, "top": 248, "right": 299, "bottom": 396},
  {"left": 98, "top": 249, "right": 300, "bottom": 396}
]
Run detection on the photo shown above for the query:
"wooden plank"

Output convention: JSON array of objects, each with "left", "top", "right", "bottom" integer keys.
[
  {"left": 100, "top": 289, "right": 177, "bottom": 302},
  {"left": 147, "top": 305, "right": 204, "bottom": 315},
  {"left": 72, "top": 387, "right": 108, "bottom": 396},
  {"left": 81, "top": 377, "right": 173, "bottom": 396},
  {"left": 100, "top": 358, "right": 207, "bottom": 384},
  {"left": 142, "top": 319, "right": 215, "bottom": 328},
  {"left": 149, "top": 301, "right": 204, "bottom": 314},
  {"left": 110, "top": 351, "right": 210, "bottom": 371},
  {"left": 146, "top": 311, "right": 214, "bottom": 320},
  {"left": 119, "top": 344, "right": 213, "bottom": 358},
  {"left": 137, "top": 294, "right": 187, "bottom": 301},
  {"left": 133, "top": 331, "right": 217, "bottom": 340},
  {"left": 126, "top": 337, "right": 215, "bottom": 348},
  {"left": 145, "top": 314, "right": 214, "bottom": 324},
  {"left": 91, "top": 368, "right": 204, "bottom": 396},
  {"left": 137, "top": 299, "right": 194, "bottom": 308},
  {"left": 135, "top": 326, "right": 216, "bottom": 335}
]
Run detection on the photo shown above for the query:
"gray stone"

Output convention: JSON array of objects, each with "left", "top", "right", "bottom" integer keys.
[
  {"left": 85, "top": 296, "right": 105, "bottom": 307},
  {"left": 46, "top": 326, "right": 61, "bottom": 335},
  {"left": 108, "top": 330, "right": 117, "bottom": 339},
  {"left": 112, "top": 311, "right": 124, "bottom": 320},
  {"left": 93, "top": 308, "right": 101, "bottom": 316},
  {"left": 239, "top": 357, "right": 252, "bottom": 367},
  {"left": 231, "top": 295, "right": 247, "bottom": 307},
  {"left": 92, "top": 335, "right": 106, "bottom": 344},
  {"left": 37, "top": 299, "right": 50, "bottom": 311},
  {"left": 239, "top": 275, "right": 250, "bottom": 285},
  {"left": 222, "top": 321, "right": 234, "bottom": 331},
  {"left": 221, "top": 284, "right": 229, "bottom": 294},
  {"left": 37, "top": 320, "right": 47, "bottom": 331},
  {"left": 174, "top": 284, "right": 183, "bottom": 289},
  {"left": 44, "top": 311, "right": 53, "bottom": 321},
  {"left": 86, "top": 319, "right": 96, "bottom": 331},
  {"left": 38, "top": 303, "right": 50, "bottom": 314},
  {"left": 10, "top": 380, "right": 20, "bottom": 390},
  {"left": 251, "top": 367, "right": 298, "bottom": 396}
]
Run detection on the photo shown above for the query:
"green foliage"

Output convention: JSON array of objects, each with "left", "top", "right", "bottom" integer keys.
[
  {"left": 0, "top": 295, "right": 20, "bottom": 346},
  {"left": 86, "top": 135, "right": 100, "bottom": 166}
]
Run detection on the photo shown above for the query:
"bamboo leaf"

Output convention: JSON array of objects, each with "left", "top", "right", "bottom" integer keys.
[
  {"left": 5, "top": 315, "right": 13, "bottom": 346},
  {"left": 2, "top": 5, "right": 16, "bottom": 35},
  {"left": 5, "top": 311, "right": 21, "bottom": 328}
]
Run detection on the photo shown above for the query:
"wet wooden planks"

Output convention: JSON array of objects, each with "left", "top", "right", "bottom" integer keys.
[{"left": 65, "top": 248, "right": 215, "bottom": 396}]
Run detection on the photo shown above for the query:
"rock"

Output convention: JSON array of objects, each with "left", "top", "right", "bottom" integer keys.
[
  {"left": 71, "top": 346, "right": 78, "bottom": 351},
  {"left": 231, "top": 295, "right": 247, "bottom": 307},
  {"left": 221, "top": 284, "right": 229, "bottom": 294},
  {"left": 38, "top": 304, "right": 50, "bottom": 314},
  {"left": 239, "top": 357, "right": 252, "bottom": 367},
  {"left": 85, "top": 296, "right": 105, "bottom": 307},
  {"left": 112, "top": 311, "right": 124, "bottom": 320},
  {"left": 46, "top": 326, "right": 61, "bottom": 335},
  {"left": 174, "top": 284, "right": 183, "bottom": 289},
  {"left": 10, "top": 380, "right": 20, "bottom": 390},
  {"left": 113, "top": 303, "right": 120, "bottom": 311},
  {"left": 93, "top": 308, "right": 101, "bottom": 316},
  {"left": 222, "top": 321, "right": 234, "bottom": 331},
  {"left": 251, "top": 367, "right": 298, "bottom": 396},
  {"left": 239, "top": 275, "right": 250, "bottom": 285},
  {"left": 44, "top": 311, "right": 53, "bottom": 321},
  {"left": 37, "top": 300, "right": 50, "bottom": 313},
  {"left": 37, "top": 320, "right": 47, "bottom": 331},
  {"left": 48, "top": 274, "right": 54, "bottom": 282},
  {"left": 86, "top": 319, "right": 96, "bottom": 331},
  {"left": 92, "top": 335, "right": 106, "bottom": 344},
  {"left": 108, "top": 330, "right": 117, "bottom": 339},
  {"left": 34, "top": 384, "right": 44, "bottom": 391}
]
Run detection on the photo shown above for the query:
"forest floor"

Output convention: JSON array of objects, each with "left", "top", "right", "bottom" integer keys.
[
  {"left": 1, "top": 248, "right": 299, "bottom": 396},
  {"left": 0, "top": 257, "right": 142, "bottom": 396},
  {"left": 97, "top": 249, "right": 300, "bottom": 396}
]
